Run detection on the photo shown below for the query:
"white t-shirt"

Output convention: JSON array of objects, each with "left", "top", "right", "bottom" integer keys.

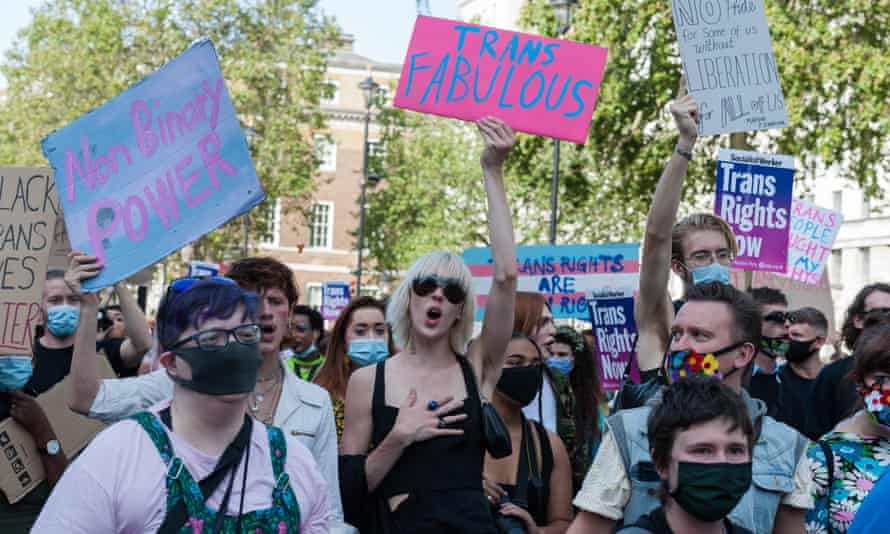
[
  {"left": 522, "top": 374, "right": 558, "bottom": 433},
  {"left": 33, "top": 401, "right": 330, "bottom": 533}
]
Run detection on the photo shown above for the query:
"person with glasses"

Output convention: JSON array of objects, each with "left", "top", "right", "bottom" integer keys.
[
  {"left": 64, "top": 255, "right": 351, "bottom": 532},
  {"left": 805, "top": 316, "right": 890, "bottom": 534},
  {"left": 630, "top": 76, "right": 740, "bottom": 386},
  {"left": 482, "top": 334, "right": 573, "bottom": 534},
  {"left": 805, "top": 283, "right": 890, "bottom": 441},
  {"left": 34, "top": 276, "right": 330, "bottom": 532},
  {"left": 281, "top": 305, "right": 325, "bottom": 381},
  {"left": 746, "top": 287, "right": 791, "bottom": 419},
  {"left": 339, "top": 117, "right": 518, "bottom": 533}
]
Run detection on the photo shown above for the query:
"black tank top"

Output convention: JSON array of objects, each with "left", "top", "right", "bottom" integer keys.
[
  {"left": 371, "top": 354, "right": 486, "bottom": 496},
  {"left": 498, "top": 418, "right": 554, "bottom": 526}
]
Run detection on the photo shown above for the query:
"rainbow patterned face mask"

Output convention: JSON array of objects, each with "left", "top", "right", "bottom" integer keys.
[
  {"left": 859, "top": 379, "right": 890, "bottom": 429},
  {"left": 664, "top": 341, "right": 744, "bottom": 383}
]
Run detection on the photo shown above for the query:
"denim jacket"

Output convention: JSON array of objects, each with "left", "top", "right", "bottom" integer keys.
[{"left": 608, "top": 389, "right": 808, "bottom": 534}]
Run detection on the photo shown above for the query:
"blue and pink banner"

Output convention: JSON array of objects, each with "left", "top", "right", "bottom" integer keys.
[
  {"left": 462, "top": 243, "right": 640, "bottom": 321},
  {"left": 41, "top": 39, "right": 264, "bottom": 290},
  {"left": 713, "top": 149, "right": 794, "bottom": 273}
]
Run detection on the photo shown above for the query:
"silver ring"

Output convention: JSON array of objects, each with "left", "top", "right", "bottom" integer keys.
[{"left": 438, "top": 417, "right": 447, "bottom": 428}]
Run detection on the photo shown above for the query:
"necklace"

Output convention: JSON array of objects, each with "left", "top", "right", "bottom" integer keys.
[{"left": 249, "top": 370, "right": 282, "bottom": 413}]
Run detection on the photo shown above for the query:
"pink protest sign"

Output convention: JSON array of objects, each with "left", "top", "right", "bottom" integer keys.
[
  {"left": 394, "top": 16, "right": 608, "bottom": 144},
  {"left": 779, "top": 198, "right": 843, "bottom": 286}
]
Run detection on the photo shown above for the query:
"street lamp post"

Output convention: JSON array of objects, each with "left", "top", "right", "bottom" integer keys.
[
  {"left": 548, "top": 0, "right": 577, "bottom": 245},
  {"left": 243, "top": 127, "right": 257, "bottom": 257},
  {"left": 356, "top": 75, "right": 379, "bottom": 297}
]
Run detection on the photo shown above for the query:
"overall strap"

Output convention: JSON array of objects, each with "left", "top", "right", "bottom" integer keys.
[
  {"left": 817, "top": 440, "right": 835, "bottom": 534},
  {"left": 267, "top": 426, "right": 302, "bottom": 525}
]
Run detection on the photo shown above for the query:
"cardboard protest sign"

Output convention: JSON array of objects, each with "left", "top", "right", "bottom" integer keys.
[
  {"left": 779, "top": 198, "right": 843, "bottom": 285},
  {"left": 732, "top": 268, "right": 836, "bottom": 332},
  {"left": 41, "top": 39, "right": 264, "bottom": 291},
  {"left": 587, "top": 293, "right": 640, "bottom": 392},
  {"left": 671, "top": 0, "right": 788, "bottom": 136},
  {"left": 394, "top": 16, "right": 609, "bottom": 144},
  {"left": 47, "top": 205, "right": 72, "bottom": 271},
  {"left": 714, "top": 149, "right": 793, "bottom": 273},
  {"left": 0, "top": 168, "right": 58, "bottom": 356},
  {"left": 463, "top": 243, "right": 640, "bottom": 321},
  {"left": 321, "top": 281, "right": 350, "bottom": 321},
  {"left": 0, "top": 355, "right": 114, "bottom": 502}
]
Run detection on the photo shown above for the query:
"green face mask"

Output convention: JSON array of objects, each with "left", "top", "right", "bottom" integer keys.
[{"left": 670, "top": 461, "right": 752, "bottom": 522}]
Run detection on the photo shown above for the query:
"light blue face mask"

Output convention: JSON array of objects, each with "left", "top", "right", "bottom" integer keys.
[
  {"left": 0, "top": 356, "right": 33, "bottom": 391},
  {"left": 348, "top": 339, "right": 389, "bottom": 367},
  {"left": 545, "top": 356, "right": 574, "bottom": 375},
  {"left": 690, "top": 262, "right": 731, "bottom": 285},
  {"left": 46, "top": 304, "right": 80, "bottom": 338},
  {"left": 294, "top": 344, "right": 318, "bottom": 360}
]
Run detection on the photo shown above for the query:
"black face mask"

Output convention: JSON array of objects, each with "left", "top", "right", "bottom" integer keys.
[
  {"left": 168, "top": 343, "right": 263, "bottom": 396},
  {"left": 785, "top": 338, "right": 817, "bottom": 363},
  {"left": 497, "top": 365, "right": 543, "bottom": 407}
]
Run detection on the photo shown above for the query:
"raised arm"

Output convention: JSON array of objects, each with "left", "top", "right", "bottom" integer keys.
[
  {"left": 114, "top": 282, "right": 152, "bottom": 367},
  {"left": 473, "top": 117, "right": 519, "bottom": 398},
  {"left": 64, "top": 252, "right": 104, "bottom": 415},
  {"left": 635, "top": 76, "right": 699, "bottom": 371}
]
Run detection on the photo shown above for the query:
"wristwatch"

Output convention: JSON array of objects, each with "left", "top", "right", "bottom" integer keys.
[
  {"left": 37, "top": 439, "right": 61, "bottom": 456},
  {"left": 675, "top": 144, "right": 693, "bottom": 161}
]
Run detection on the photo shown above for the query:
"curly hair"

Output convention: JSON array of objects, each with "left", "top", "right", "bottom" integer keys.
[
  {"left": 226, "top": 257, "right": 299, "bottom": 307},
  {"left": 840, "top": 283, "right": 890, "bottom": 351}
]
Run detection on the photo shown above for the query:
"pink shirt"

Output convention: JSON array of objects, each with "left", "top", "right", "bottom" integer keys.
[{"left": 33, "top": 402, "right": 329, "bottom": 533}]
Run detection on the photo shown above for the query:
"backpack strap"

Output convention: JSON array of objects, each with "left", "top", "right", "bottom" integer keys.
[
  {"left": 268, "top": 425, "right": 302, "bottom": 524},
  {"left": 817, "top": 440, "right": 835, "bottom": 534}
]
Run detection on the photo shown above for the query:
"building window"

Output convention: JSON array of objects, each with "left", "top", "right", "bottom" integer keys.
[
  {"left": 306, "top": 283, "right": 322, "bottom": 310},
  {"left": 259, "top": 198, "right": 281, "bottom": 247},
  {"left": 309, "top": 201, "right": 334, "bottom": 249},
  {"left": 314, "top": 135, "right": 337, "bottom": 172},
  {"left": 832, "top": 190, "right": 843, "bottom": 213},
  {"left": 321, "top": 80, "right": 340, "bottom": 105},
  {"left": 831, "top": 249, "right": 842, "bottom": 284},
  {"left": 861, "top": 247, "right": 871, "bottom": 283},
  {"left": 360, "top": 285, "right": 382, "bottom": 298}
]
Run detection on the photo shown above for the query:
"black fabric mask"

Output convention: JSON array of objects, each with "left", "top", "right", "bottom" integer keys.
[
  {"left": 168, "top": 343, "right": 263, "bottom": 396},
  {"left": 497, "top": 365, "right": 543, "bottom": 407},
  {"left": 785, "top": 338, "right": 817, "bottom": 363}
]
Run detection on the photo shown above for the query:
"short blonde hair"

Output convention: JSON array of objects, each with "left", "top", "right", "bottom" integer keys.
[
  {"left": 671, "top": 213, "right": 738, "bottom": 263},
  {"left": 386, "top": 251, "right": 476, "bottom": 354}
]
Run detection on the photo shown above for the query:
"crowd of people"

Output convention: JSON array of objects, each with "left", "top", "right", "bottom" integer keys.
[{"left": 1, "top": 79, "right": 889, "bottom": 534}]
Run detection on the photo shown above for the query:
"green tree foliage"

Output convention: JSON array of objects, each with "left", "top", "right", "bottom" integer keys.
[
  {"left": 366, "top": 0, "right": 889, "bottom": 277},
  {"left": 0, "top": 0, "right": 340, "bottom": 262}
]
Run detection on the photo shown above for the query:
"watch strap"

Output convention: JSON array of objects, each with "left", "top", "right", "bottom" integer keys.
[{"left": 675, "top": 144, "right": 693, "bottom": 161}]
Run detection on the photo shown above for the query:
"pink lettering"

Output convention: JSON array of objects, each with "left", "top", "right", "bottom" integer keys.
[
  {"left": 198, "top": 131, "right": 235, "bottom": 188},
  {"left": 87, "top": 198, "right": 121, "bottom": 264},
  {"left": 144, "top": 172, "right": 181, "bottom": 228},
  {"left": 122, "top": 195, "right": 149, "bottom": 242},
  {"left": 202, "top": 79, "right": 223, "bottom": 131},
  {"left": 174, "top": 155, "right": 210, "bottom": 209},
  {"left": 131, "top": 99, "right": 158, "bottom": 157},
  {"left": 64, "top": 136, "right": 95, "bottom": 202}
]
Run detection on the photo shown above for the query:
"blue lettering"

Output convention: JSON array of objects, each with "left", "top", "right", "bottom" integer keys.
[
  {"left": 564, "top": 276, "right": 576, "bottom": 292},
  {"left": 497, "top": 64, "right": 517, "bottom": 109},
  {"left": 610, "top": 254, "right": 625, "bottom": 273},
  {"left": 563, "top": 79, "right": 593, "bottom": 118},
  {"left": 447, "top": 54, "right": 472, "bottom": 103},
  {"left": 473, "top": 65, "right": 502, "bottom": 103},
  {"left": 453, "top": 25, "right": 481, "bottom": 52},
  {"left": 498, "top": 34, "right": 520, "bottom": 63},
  {"left": 519, "top": 71, "right": 546, "bottom": 109},
  {"left": 481, "top": 30, "right": 499, "bottom": 59},
  {"left": 545, "top": 74, "right": 572, "bottom": 110},
  {"left": 420, "top": 53, "right": 451, "bottom": 105},
  {"left": 541, "top": 43, "right": 560, "bottom": 66},
  {"left": 538, "top": 277, "right": 551, "bottom": 293},
  {"left": 405, "top": 52, "right": 432, "bottom": 96},
  {"left": 518, "top": 39, "right": 543, "bottom": 64}
]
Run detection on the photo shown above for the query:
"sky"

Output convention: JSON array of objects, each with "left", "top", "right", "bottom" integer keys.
[{"left": 0, "top": 0, "right": 459, "bottom": 85}]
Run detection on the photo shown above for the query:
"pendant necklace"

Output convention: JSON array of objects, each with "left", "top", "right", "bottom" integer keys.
[{"left": 249, "top": 371, "right": 281, "bottom": 413}]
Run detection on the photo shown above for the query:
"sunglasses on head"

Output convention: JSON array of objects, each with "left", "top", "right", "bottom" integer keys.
[{"left": 411, "top": 275, "right": 466, "bottom": 305}]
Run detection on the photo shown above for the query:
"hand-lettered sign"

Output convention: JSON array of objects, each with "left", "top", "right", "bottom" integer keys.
[
  {"left": 779, "top": 198, "right": 842, "bottom": 285},
  {"left": 587, "top": 294, "right": 640, "bottom": 392},
  {"left": 322, "top": 281, "right": 351, "bottom": 321},
  {"left": 394, "top": 16, "right": 609, "bottom": 144},
  {"left": 0, "top": 168, "right": 57, "bottom": 356},
  {"left": 671, "top": 0, "right": 788, "bottom": 136},
  {"left": 463, "top": 243, "right": 640, "bottom": 321},
  {"left": 714, "top": 149, "right": 793, "bottom": 273},
  {"left": 41, "top": 39, "right": 264, "bottom": 291}
]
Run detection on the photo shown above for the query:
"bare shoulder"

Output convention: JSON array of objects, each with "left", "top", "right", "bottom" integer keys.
[{"left": 545, "top": 428, "right": 569, "bottom": 458}]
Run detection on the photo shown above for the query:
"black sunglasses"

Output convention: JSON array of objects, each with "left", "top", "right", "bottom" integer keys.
[
  {"left": 412, "top": 275, "right": 466, "bottom": 305},
  {"left": 763, "top": 311, "right": 789, "bottom": 323}
]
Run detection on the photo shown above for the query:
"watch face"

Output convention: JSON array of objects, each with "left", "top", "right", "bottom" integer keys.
[{"left": 46, "top": 440, "right": 61, "bottom": 455}]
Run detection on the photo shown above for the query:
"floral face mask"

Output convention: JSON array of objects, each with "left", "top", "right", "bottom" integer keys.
[
  {"left": 664, "top": 341, "right": 745, "bottom": 383},
  {"left": 859, "top": 378, "right": 890, "bottom": 429}
]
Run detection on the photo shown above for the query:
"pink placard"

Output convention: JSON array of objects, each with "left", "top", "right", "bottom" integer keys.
[{"left": 394, "top": 16, "right": 608, "bottom": 144}]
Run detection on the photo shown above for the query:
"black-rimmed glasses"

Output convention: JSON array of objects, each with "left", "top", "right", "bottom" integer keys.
[{"left": 169, "top": 324, "right": 262, "bottom": 351}]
